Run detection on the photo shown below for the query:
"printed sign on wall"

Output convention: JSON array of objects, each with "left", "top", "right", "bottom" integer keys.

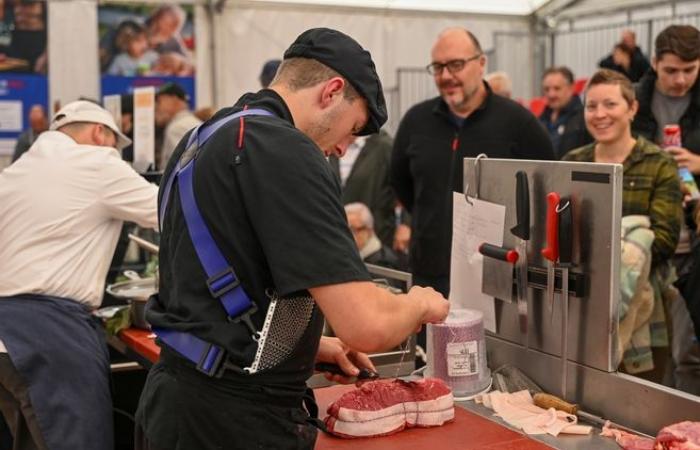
[
  {"left": 0, "top": 1, "right": 48, "bottom": 159},
  {"left": 98, "top": 2, "right": 195, "bottom": 104}
]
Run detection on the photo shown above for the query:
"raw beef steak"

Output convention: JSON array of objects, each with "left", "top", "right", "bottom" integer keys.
[
  {"left": 324, "top": 378, "right": 454, "bottom": 438},
  {"left": 655, "top": 421, "right": 700, "bottom": 450}
]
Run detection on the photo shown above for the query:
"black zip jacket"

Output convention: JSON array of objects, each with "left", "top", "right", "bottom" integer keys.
[
  {"left": 633, "top": 70, "right": 700, "bottom": 183},
  {"left": 391, "top": 84, "right": 555, "bottom": 278}
]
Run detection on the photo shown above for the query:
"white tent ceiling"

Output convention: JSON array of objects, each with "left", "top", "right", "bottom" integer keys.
[{"left": 242, "top": 0, "right": 553, "bottom": 15}]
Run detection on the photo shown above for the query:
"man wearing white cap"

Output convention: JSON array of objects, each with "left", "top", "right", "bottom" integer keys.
[{"left": 0, "top": 100, "right": 158, "bottom": 450}]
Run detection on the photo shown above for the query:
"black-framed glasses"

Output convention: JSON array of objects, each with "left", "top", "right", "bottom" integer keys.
[{"left": 426, "top": 54, "right": 482, "bottom": 76}]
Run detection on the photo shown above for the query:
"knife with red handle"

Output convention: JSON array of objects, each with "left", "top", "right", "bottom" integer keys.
[{"left": 541, "top": 192, "right": 560, "bottom": 321}]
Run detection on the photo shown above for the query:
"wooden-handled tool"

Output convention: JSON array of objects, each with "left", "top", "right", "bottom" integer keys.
[
  {"left": 533, "top": 393, "right": 578, "bottom": 414},
  {"left": 533, "top": 393, "right": 654, "bottom": 438},
  {"left": 128, "top": 234, "right": 160, "bottom": 254}
]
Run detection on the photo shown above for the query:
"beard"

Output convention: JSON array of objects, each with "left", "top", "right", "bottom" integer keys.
[
  {"left": 305, "top": 107, "right": 340, "bottom": 154},
  {"left": 440, "top": 80, "right": 478, "bottom": 112}
]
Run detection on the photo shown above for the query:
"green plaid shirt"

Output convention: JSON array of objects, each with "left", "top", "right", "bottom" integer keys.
[
  {"left": 563, "top": 137, "right": 682, "bottom": 264},
  {"left": 565, "top": 137, "right": 682, "bottom": 357}
]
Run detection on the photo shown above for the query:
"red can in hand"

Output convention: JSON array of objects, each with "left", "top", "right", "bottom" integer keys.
[{"left": 663, "top": 124, "right": 682, "bottom": 148}]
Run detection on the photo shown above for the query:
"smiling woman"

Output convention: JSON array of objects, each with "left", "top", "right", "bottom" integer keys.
[{"left": 563, "top": 68, "right": 683, "bottom": 382}]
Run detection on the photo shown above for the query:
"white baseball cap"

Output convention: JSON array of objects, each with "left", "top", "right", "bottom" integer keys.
[{"left": 50, "top": 100, "right": 132, "bottom": 150}]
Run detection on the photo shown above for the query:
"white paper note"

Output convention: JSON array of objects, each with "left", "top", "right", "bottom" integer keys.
[
  {"left": 0, "top": 100, "right": 22, "bottom": 132},
  {"left": 103, "top": 95, "right": 122, "bottom": 132},
  {"left": 132, "top": 86, "right": 155, "bottom": 173},
  {"left": 0, "top": 138, "right": 15, "bottom": 156},
  {"left": 449, "top": 192, "right": 506, "bottom": 332}
]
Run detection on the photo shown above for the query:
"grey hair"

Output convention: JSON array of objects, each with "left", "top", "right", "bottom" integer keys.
[
  {"left": 344, "top": 202, "right": 374, "bottom": 230},
  {"left": 485, "top": 71, "right": 512, "bottom": 94},
  {"left": 149, "top": 4, "right": 186, "bottom": 33}
]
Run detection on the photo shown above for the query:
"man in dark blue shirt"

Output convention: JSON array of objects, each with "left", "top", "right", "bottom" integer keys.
[{"left": 539, "top": 66, "right": 592, "bottom": 159}]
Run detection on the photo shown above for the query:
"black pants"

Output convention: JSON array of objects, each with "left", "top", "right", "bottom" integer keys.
[
  {"left": 1, "top": 413, "right": 12, "bottom": 450},
  {"left": 135, "top": 352, "right": 318, "bottom": 450},
  {"left": 0, "top": 355, "right": 47, "bottom": 450}
]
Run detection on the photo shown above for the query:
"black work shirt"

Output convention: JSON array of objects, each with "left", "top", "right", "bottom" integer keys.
[
  {"left": 148, "top": 89, "right": 370, "bottom": 387},
  {"left": 391, "top": 84, "right": 554, "bottom": 278}
]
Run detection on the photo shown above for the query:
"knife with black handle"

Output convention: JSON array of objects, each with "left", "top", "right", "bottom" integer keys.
[
  {"left": 314, "top": 363, "right": 380, "bottom": 380},
  {"left": 510, "top": 171, "right": 530, "bottom": 336},
  {"left": 558, "top": 196, "right": 573, "bottom": 398}
]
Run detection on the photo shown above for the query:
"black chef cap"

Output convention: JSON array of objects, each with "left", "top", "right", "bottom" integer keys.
[{"left": 283, "top": 28, "right": 387, "bottom": 136}]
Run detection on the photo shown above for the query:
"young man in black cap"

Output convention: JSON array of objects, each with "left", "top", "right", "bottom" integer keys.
[
  {"left": 155, "top": 82, "right": 201, "bottom": 170},
  {"left": 135, "top": 28, "right": 449, "bottom": 450}
]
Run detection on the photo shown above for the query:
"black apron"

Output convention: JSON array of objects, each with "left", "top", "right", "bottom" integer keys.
[
  {"left": 136, "top": 348, "right": 319, "bottom": 450},
  {"left": 0, "top": 295, "right": 113, "bottom": 450}
]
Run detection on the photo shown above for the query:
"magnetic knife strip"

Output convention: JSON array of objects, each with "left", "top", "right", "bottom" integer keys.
[{"left": 508, "top": 266, "right": 587, "bottom": 298}]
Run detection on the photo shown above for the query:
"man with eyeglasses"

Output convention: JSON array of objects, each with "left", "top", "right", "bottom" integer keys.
[
  {"left": 345, "top": 202, "right": 406, "bottom": 271},
  {"left": 390, "top": 28, "right": 553, "bottom": 336}
]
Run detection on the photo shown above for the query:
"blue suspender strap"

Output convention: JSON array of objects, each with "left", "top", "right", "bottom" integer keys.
[
  {"left": 159, "top": 108, "right": 273, "bottom": 228},
  {"left": 155, "top": 107, "right": 275, "bottom": 377},
  {"left": 178, "top": 159, "right": 259, "bottom": 322},
  {"left": 151, "top": 326, "right": 226, "bottom": 376}
]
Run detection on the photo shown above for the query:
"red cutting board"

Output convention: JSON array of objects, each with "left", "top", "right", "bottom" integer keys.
[{"left": 314, "top": 384, "right": 553, "bottom": 450}]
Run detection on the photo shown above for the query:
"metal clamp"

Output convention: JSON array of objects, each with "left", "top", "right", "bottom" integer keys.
[
  {"left": 465, "top": 153, "right": 488, "bottom": 205},
  {"left": 229, "top": 302, "right": 261, "bottom": 342}
]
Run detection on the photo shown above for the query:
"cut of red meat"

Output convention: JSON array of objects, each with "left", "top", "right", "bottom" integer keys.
[
  {"left": 655, "top": 421, "right": 700, "bottom": 450},
  {"left": 324, "top": 378, "right": 454, "bottom": 439}
]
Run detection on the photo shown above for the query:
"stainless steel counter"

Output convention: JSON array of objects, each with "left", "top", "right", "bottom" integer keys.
[{"left": 458, "top": 400, "right": 622, "bottom": 450}]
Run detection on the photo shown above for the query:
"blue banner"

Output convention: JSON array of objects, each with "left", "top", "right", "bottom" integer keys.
[
  {"left": 101, "top": 75, "right": 195, "bottom": 109},
  {"left": 0, "top": 74, "right": 48, "bottom": 140}
]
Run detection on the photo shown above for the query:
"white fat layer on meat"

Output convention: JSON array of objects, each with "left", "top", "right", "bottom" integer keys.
[
  {"left": 334, "top": 393, "right": 454, "bottom": 422},
  {"left": 330, "top": 407, "right": 455, "bottom": 437}
]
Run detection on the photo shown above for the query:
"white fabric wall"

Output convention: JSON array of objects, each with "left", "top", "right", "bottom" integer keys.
[
  {"left": 194, "top": 4, "right": 213, "bottom": 109},
  {"left": 48, "top": 1, "right": 100, "bottom": 108},
  {"left": 549, "top": 2, "right": 700, "bottom": 87},
  {"left": 208, "top": 3, "right": 530, "bottom": 110},
  {"left": 42, "top": 1, "right": 530, "bottom": 117}
]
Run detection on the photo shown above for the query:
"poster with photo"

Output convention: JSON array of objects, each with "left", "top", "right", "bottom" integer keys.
[
  {"left": 0, "top": 0, "right": 47, "bottom": 75},
  {"left": 0, "top": 1, "right": 48, "bottom": 159},
  {"left": 99, "top": 2, "right": 195, "bottom": 104}
]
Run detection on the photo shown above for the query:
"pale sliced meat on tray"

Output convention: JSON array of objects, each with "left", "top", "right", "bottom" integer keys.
[
  {"left": 601, "top": 421, "right": 655, "bottom": 450},
  {"left": 602, "top": 420, "right": 700, "bottom": 450},
  {"left": 324, "top": 378, "right": 455, "bottom": 438}
]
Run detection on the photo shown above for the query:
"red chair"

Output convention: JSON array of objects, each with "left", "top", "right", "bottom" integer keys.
[
  {"left": 573, "top": 78, "right": 588, "bottom": 95},
  {"left": 529, "top": 97, "right": 547, "bottom": 117}
]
